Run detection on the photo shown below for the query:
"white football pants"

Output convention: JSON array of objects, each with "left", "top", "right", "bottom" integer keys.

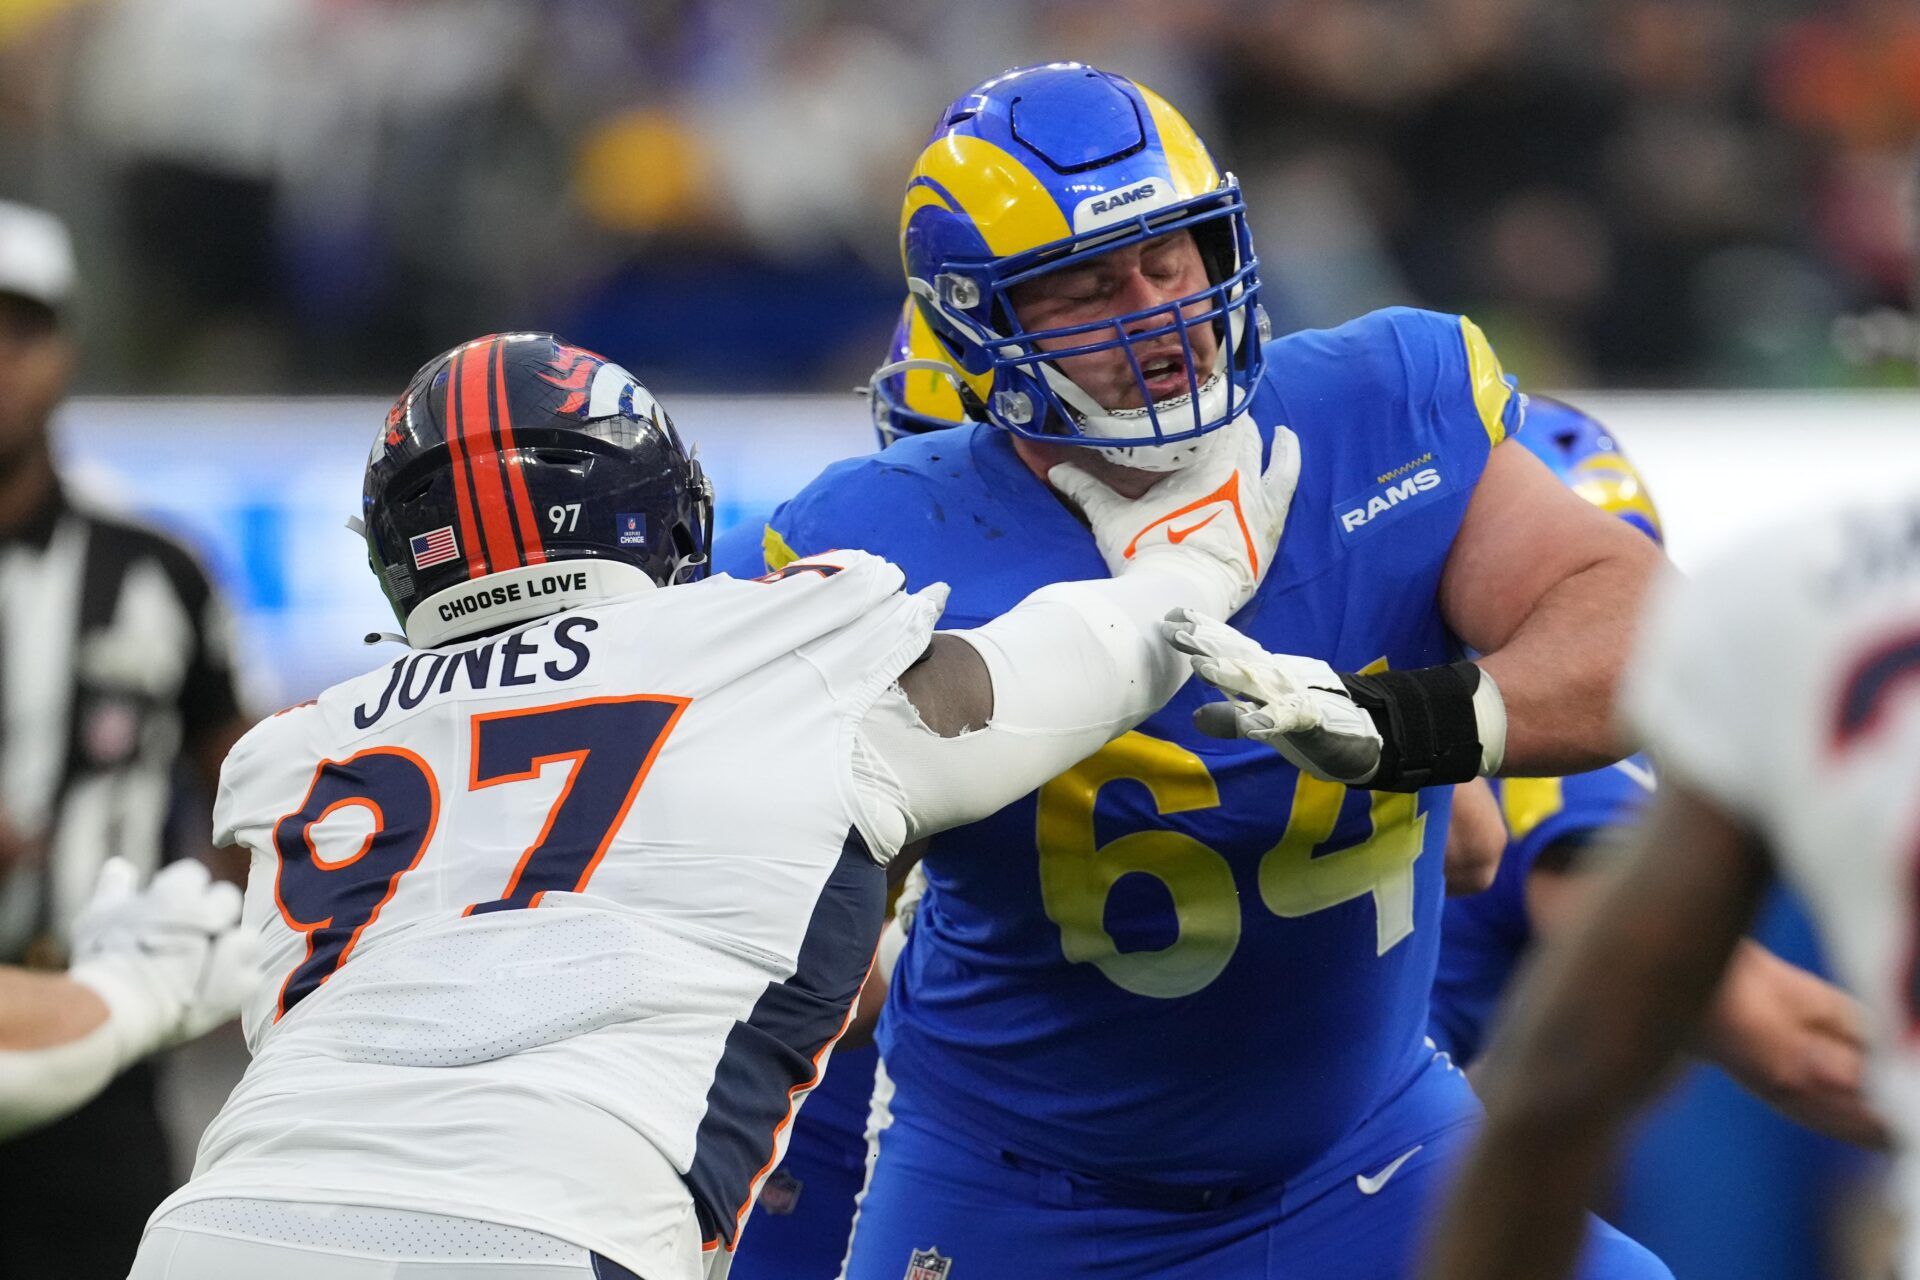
[{"left": 128, "top": 1200, "right": 649, "bottom": 1280}]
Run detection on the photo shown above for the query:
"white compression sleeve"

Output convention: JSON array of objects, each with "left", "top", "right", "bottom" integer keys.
[
  {"left": 855, "top": 563, "right": 1231, "bottom": 844},
  {"left": 0, "top": 1016, "right": 121, "bottom": 1141}
]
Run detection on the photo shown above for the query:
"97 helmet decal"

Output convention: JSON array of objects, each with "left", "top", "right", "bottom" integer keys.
[
  {"left": 900, "top": 61, "right": 1267, "bottom": 470},
  {"left": 868, "top": 298, "right": 969, "bottom": 449},
  {"left": 364, "top": 333, "right": 713, "bottom": 647},
  {"left": 1512, "top": 396, "right": 1664, "bottom": 544}
]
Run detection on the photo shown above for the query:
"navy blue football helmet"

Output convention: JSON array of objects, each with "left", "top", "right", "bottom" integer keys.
[{"left": 363, "top": 333, "right": 713, "bottom": 646}]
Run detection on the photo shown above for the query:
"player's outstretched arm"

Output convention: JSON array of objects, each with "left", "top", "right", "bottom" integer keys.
[
  {"left": 1440, "top": 439, "right": 1666, "bottom": 773},
  {"left": 1521, "top": 844, "right": 1884, "bottom": 1146},
  {"left": 1693, "top": 938, "right": 1887, "bottom": 1147},
  {"left": 1422, "top": 780, "right": 1768, "bottom": 1280},
  {"left": 866, "top": 417, "right": 1299, "bottom": 843},
  {"left": 1165, "top": 442, "right": 1664, "bottom": 790},
  {"left": 0, "top": 858, "right": 259, "bottom": 1140}
]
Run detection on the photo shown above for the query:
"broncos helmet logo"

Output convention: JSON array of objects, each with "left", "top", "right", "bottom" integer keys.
[
  {"left": 538, "top": 347, "right": 608, "bottom": 417},
  {"left": 537, "top": 345, "right": 662, "bottom": 426}
]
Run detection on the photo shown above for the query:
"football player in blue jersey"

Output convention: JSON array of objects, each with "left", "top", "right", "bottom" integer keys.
[
  {"left": 714, "top": 62, "right": 1671, "bottom": 1279},
  {"left": 1431, "top": 400, "right": 1881, "bottom": 1144}
]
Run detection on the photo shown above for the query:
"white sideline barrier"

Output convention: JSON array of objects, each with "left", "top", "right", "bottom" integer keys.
[{"left": 51, "top": 392, "right": 1920, "bottom": 703}]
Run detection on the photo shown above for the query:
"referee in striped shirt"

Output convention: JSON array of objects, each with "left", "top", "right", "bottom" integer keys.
[{"left": 0, "top": 201, "right": 250, "bottom": 1278}]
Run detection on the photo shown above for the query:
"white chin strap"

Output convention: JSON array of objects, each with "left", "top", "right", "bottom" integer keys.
[
  {"left": 1040, "top": 302, "right": 1253, "bottom": 473},
  {"left": 406, "top": 560, "right": 655, "bottom": 648}
]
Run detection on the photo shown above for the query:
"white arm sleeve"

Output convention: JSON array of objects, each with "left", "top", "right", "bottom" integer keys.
[
  {"left": 854, "top": 564, "right": 1227, "bottom": 844},
  {"left": 0, "top": 1013, "right": 121, "bottom": 1141}
]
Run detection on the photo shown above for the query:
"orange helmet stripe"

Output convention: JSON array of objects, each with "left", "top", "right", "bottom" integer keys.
[{"left": 490, "top": 339, "right": 547, "bottom": 565}]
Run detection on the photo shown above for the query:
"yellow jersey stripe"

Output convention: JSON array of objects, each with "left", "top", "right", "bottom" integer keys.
[
  {"left": 1459, "top": 317, "right": 1513, "bottom": 448},
  {"left": 1499, "top": 776, "right": 1565, "bottom": 842},
  {"left": 761, "top": 524, "right": 801, "bottom": 573}
]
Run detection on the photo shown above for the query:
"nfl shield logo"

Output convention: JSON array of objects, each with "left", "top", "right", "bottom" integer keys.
[
  {"left": 757, "top": 1170, "right": 802, "bottom": 1216},
  {"left": 617, "top": 512, "right": 647, "bottom": 546},
  {"left": 904, "top": 1248, "right": 952, "bottom": 1279}
]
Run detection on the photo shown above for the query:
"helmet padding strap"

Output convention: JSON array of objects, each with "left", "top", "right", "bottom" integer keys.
[{"left": 406, "top": 560, "right": 655, "bottom": 648}]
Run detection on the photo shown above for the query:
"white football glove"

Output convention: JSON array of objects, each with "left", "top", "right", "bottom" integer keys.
[
  {"left": 1048, "top": 415, "right": 1301, "bottom": 616},
  {"left": 68, "top": 858, "right": 260, "bottom": 1069},
  {"left": 1162, "top": 608, "right": 1386, "bottom": 785}
]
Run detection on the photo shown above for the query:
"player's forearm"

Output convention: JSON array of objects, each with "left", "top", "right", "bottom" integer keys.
[
  {"left": 1423, "top": 1115, "right": 1605, "bottom": 1280},
  {"left": 958, "top": 560, "right": 1221, "bottom": 736},
  {"left": 1474, "top": 541, "right": 1660, "bottom": 775},
  {"left": 866, "top": 562, "right": 1232, "bottom": 841},
  {"left": 0, "top": 966, "right": 109, "bottom": 1050},
  {"left": 1432, "top": 788, "right": 1762, "bottom": 1279},
  {"left": 0, "top": 968, "right": 121, "bottom": 1140}
]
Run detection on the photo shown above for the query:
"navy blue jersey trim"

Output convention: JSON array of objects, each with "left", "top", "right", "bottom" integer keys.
[
  {"left": 684, "top": 827, "right": 886, "bottom": 1248},
  {"left": 590, "top": 1253, "right": 645, "bottom": 1280}
]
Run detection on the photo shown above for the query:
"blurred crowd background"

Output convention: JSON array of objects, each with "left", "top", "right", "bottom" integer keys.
[
  {"left": 1, "top": 4, "right": 1918, "bottom": 1279},
  {"left": 1, "top": 0, "right": 1918, "bottom": 399}
]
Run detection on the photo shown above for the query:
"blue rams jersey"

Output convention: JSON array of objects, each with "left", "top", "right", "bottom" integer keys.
[
  {"left": 721, "top": 307, "right": 1520, "bottom": 1187},
  {"left": 1429, "top": 757, "right": 1657, "bottom": 1065}
]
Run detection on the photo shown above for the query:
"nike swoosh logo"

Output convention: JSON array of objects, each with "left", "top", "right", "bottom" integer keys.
[
  {"left": 1611, "top": 758, "right": 1657, "bottom": 793},
  {"left": 1167, "top": 510, "right": 1221, "bottom": 543},
  {"left": 1355, "top": 1145, "right": 1423, "bottom": 1195}
]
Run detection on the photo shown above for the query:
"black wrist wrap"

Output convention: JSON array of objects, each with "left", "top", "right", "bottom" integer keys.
[{"left": 1337, "top": 662, "right": 1485, "bottom": 792}]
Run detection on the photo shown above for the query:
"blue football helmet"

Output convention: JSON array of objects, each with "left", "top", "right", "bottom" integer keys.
[
  {"left": 364, "top": 333, "right": 713, "bottom": 647},
  {"left": 868, "top": 299, "right": 969, "bottom": 448},
  {"left": 901, "top": 62, "right": 1265, "bottom": 467},
  {"left": 1512, "top": 397, "right": 1664, "bottom": 544}
]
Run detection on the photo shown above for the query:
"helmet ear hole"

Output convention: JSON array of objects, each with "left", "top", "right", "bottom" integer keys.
[{"left": 395, "top": 475, "right": 436, "bottom": 505}]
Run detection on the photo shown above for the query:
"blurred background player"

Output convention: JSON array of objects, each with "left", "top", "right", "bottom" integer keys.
[
  {"left": 0, "top": 197, "right": 250, "bottom": 1278},
  {"left": 1423, "top": 485, "right": 1920, "bottom": 1279},
  {"left": 725, "top": 62, "right": 1670, "bottom": 1280},
  {"left": 133, "top": 332, "right": 1298, "bottom": 1280},
  {"left": 1, "top": 856, "right": 254, "bottom": 1140},
  {"left": 1433, "top": 399, "right": 1881, "bottom": 1153}
]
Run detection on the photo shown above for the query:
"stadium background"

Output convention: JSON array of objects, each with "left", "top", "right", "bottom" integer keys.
[{"left": 5, "top": 0, "right": 1919, "bottom": 1276}]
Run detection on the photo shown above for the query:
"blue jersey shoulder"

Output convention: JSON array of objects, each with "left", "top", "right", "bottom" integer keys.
[
  {"left": 1260, "top": 306, "right": 1522, "bottom": 456},
  {"left": 754, "top": 423, "right": 1100, "bottom": 625},
  {"left": 753, "top": 426, "right": 1000, "bottom": 580},
  {"left": 708, "top": 519, "right": 771, "bottom": 579}
]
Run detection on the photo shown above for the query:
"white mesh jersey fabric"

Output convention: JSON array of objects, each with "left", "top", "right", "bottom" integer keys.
[{"left": 159, "top": 1199, "right": 585, "bottom": 1262}]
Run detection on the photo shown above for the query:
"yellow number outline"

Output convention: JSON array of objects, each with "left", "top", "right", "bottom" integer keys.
[{"left": 1036, "top": 660, "right": 1427, "bottom": 996}]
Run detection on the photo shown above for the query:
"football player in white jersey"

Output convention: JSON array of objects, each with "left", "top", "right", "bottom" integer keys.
[
  {"left": 0, "top": 856, "right": 255, "bottom": 1138},
  {"left": 127, "top": 332, "right": 1300, "bottom": 1280},
  {"left": 1416, "top": 493, "right": 1920, "bottom": 1280}
]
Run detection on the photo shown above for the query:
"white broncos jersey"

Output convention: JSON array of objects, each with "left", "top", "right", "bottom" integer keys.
[
  {"left": 155, "top": 552, "right": 943, "bottom": 1278},
  {"left": 1623, "top": 493, "right": 1920, "bottom": 1259}
]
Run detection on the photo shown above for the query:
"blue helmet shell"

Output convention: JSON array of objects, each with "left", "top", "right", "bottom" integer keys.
[
  {"left": 1512, "top": 397, "right": 1664, "bottom": 545},
  {"left": 900, "top": 63, "right": 1265, "bottom": 450}
]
